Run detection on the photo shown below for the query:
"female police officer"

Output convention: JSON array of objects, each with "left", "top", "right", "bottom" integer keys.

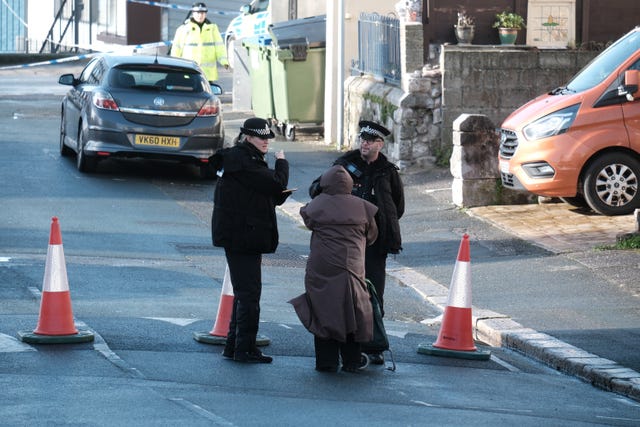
[{"left": 211, "top": 117, "right": 290, "bottom": 363}]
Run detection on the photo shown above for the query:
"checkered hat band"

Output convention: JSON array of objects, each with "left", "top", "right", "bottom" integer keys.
[
  {"left": 246, "top": 125, "right": 272, "bottom": 136},
  {"left": 360, "top": 126, "right": 385, "bottom": 138}
]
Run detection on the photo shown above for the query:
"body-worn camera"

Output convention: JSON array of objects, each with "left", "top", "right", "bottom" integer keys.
[{"left": 345, "top": 162, "right": 362, "bottom": 178}]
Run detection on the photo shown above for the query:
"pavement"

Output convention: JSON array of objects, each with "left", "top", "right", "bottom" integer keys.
[{"left": 220, "top": 105, "right": 640, "bottom": 402}]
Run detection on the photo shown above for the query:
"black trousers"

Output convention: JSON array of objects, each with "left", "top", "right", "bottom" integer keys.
[
  {"left": 365, "top": 241, "right": 388, "bottom": 317},
  {"left": 224, "top": 249, "right": 262, "bottom": 354},
  {"left": 314, "top": 334, "right": 360, "bottom": 369}
]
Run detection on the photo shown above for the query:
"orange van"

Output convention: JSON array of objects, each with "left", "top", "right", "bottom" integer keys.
[{"left": 498, "top": 27, "right": 640, "bottom": 215}]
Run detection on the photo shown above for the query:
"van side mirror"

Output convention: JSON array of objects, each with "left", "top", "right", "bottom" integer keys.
[
  {"left": 240, "top": 4, "right": 251, "bottom": 14},
  {"left": 621, "top": 70, "right": 639, "bottom": 101}
]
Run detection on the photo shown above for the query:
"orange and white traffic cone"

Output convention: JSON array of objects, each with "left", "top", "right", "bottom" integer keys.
[
  {"left": 18, "top": 217, "right": 94, "bottom": 344},
  {"left": 193, "top": 264, "right": 270, "bottom": 346},
  {"left": 418, "top": 234, "right": 490, "bottom": 360},
  {"left": 210, "top": 263, "right": 235, "bottom": 338}
]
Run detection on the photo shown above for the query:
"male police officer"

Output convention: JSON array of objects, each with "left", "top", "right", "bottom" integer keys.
[{"left": 171, "top": 2, "right": 229, "bottom": 82}]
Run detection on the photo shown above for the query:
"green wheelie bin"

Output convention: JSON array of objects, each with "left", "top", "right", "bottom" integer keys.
[
  {"left": 243, "top": 36, "right": 275, "bottom": 120},
  {"left": 268, "top": 15, "right": 326, "bottom": 141}
]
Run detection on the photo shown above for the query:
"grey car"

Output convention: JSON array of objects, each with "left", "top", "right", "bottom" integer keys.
[{"left": 58, "top": 53, "right": 224, "bottom": 177}]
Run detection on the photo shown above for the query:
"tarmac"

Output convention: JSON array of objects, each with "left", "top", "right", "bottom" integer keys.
[
  {"left": 220, "top": 105, "right": 640, "bottom": 402},
  {"left": 6, "top": 62, "right": 638, "bottom": 402}
]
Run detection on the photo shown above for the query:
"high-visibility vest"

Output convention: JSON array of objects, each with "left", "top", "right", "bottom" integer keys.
[{"left": 172, "top": 19, "right": 228, "bottom": 82}]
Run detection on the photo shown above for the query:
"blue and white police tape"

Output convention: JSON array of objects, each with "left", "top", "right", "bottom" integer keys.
[
  {"left": 0, "top": 53, "right": 100, "bottom": 71},
  {"left": 127, "top": 0, "right": 240, "bottom": 17},
  {"left": 0, "top": 40, "right": 175, "bottom": 71}
]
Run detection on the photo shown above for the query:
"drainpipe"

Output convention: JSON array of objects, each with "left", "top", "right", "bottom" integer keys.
[
  {"left": 74, "top": 0, "right": 84, "bottom": 53},
  {"left": 336, "top": 0, "right": 344, "bottom": 150}
]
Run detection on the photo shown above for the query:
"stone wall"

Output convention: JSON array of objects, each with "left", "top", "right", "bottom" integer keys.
[
  {"left": 344, "top": 69, "right": 442, "bottom": 171},
  {"left": 344, "top": 43, "right": 599, "bottom": 173},
  {"left": 450, "top": 114, "right": 536, "bottom": 207},
  {"left": 440, "top": 46, "right": 598, "bottom": 155}
]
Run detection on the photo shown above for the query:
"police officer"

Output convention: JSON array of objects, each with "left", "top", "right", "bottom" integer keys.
[
  {"left": 171, "top": 2, "right": 229, "bottom": 82},
  {"left": 211, "top": 118, "right": 290, "bottom": 363},
  {"left": 309, "top": 120, "right": 404, "bottom": 365}
]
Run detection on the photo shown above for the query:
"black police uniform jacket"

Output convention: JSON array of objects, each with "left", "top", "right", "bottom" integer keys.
[
  {"left": 211, "top": 142, "right": 290, "bottom": 254},
  {"left": 310, "top": 150, "right": 404, "bottom": 255}
]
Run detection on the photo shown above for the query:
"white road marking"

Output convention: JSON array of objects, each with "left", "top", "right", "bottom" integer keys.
[
  {"left": 143, "top": 317, "right": 200, "bottom": 326},
  {"left": 0, "top": 333, "right": 36, "bottom": 353}
]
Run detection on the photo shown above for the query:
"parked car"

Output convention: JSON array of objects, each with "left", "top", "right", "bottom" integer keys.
[
  {"left": 498, "top": 27, "right": 640, "bottom": 215},
  {"left": 224, "top": 0, "right": 271, "bottom": 69},
  {"left": 58, "top": 53, "right": 224, "bottom": 178}
]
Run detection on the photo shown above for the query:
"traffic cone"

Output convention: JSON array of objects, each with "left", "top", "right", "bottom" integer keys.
[
  {"left": 209, "top": 263, "right": 235, "bottom": 338},
  {"left": 418, "top": 234, "right": 490, "bottom": 360},
  {"left": 18, "top": 217, "right": 94, "bottom": 344},
  {"left": 193, "top": 264, "right": 270, "bottom": 346}
]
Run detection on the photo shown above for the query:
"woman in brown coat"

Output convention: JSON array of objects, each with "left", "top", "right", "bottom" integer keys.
[{"left": 290, "top": 165, "right": 378, "bottom": 372}]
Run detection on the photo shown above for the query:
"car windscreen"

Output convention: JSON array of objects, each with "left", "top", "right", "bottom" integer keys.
[
  {"left": 109, "top": 66, "right": 207, "bottom": 93},
  {"left": 566, "top": 30, "right": 640, "bottom": 93}
]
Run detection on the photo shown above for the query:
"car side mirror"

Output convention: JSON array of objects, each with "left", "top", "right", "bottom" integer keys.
[
  {"left": 58, "top": 74, "right": 76, "bottom": 86},
  {"left": 240, "top": 4, "right": 251, "bottom": 14},
  {"left": 620, "top": 70, "right": 639, "bottom": 102},
  {"left": 209, "top": 83, "right": 223, "bottom": 95}
]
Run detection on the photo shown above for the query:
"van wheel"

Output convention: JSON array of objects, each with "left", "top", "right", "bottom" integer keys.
[{"left": 582, "top": 152, "right": 640, "bottom": 215}]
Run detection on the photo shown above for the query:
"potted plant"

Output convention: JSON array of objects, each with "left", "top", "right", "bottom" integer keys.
[
  {"left": 492, "top": 11, "right": 526, "bottom": 45},
  {"left": 454, "top": 9, "right": 475, "bottom": 45}
]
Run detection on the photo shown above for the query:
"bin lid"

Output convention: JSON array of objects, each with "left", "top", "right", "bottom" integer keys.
[{"left": 268, "top": 15, "right": 326, "bottom": 49}]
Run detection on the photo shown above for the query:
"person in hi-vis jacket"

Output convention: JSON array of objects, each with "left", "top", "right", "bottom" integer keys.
[{"left": 171, "top": 2, "right": 229, "bottom": 82}]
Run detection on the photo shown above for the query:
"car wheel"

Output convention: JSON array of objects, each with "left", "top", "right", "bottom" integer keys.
[
  {"left": 226, "top": 35, "right": 236, "bottom": 70},
  {"left": 76, "top": 126, "right": 97, "bottom": 173},
  {"left": 582, "top": 152, "right": 640, "bottom": 215},
  {"left": 198, "top": 163, "right": 216, "bottom": 180},
  {"left": 559, "top": 195, "right": 590, "bottom": 209},
  {"left": 59, "top": 111, "right": 73, "bottom": 157}
]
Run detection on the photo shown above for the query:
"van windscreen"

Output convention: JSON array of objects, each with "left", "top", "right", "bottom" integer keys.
[{"left": 567, "top": 30, "right": 640, "bottom": 93}]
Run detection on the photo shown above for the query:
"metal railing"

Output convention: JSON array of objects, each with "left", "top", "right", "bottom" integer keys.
[
  {"left": 352, "top": 12, "right": 401, "bottom": 86},
  {"left": 0, "top": 0, "right": 79, "bottom": 54},
  {"left": 40, "top": 0, "right": 77, "bottom": 53}
]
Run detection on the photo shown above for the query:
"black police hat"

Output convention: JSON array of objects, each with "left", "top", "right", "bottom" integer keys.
[
  {"left": 191, "top": 2, "right": 207, "bottom": 12},
  {"left": 240, "top": 117, "right": 275, "bottom": 139},
  {"left": 359, "top": 120, "right": 391, "bottom": 140}
]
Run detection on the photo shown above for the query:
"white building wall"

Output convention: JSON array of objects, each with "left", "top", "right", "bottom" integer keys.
[{"left": 25, "top": 0, "right": 54, "bottom": 50}]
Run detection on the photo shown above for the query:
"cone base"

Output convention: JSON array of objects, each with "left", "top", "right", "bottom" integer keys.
[
  {"left": 417, "top": 343, "right": 491, "bottom": 360},
  {"left": 17, "top": 329, "right": 95, "bottom": 345},
  {"left": 192, "top": 332, "right": 271, "bottom": 347}
]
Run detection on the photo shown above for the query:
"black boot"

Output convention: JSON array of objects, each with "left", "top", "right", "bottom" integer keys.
[
  {"left": 222, "top": 342, "right": 235, "bottom": 359},
  {"left": 233, "top": 348, "right": 273, "bottom": 364},
  {"left": 222, "top": 297, "right": 238, "bottom": 359}
]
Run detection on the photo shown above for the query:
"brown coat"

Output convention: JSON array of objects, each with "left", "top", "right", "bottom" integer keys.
[{"left": 290, "top": 165, "right": 378, "bottom": 342}]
